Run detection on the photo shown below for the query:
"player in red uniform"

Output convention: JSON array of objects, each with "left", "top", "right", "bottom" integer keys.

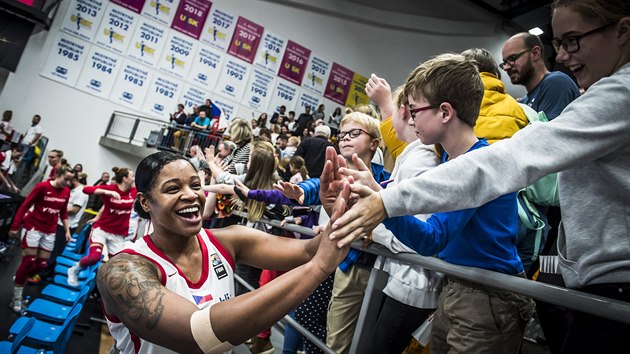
[
  {"left": 9, "top": 164, "right": 74, "bottom": 312},
  {"left": 67, "top": 166, "right": 136, "bottom": 285}
]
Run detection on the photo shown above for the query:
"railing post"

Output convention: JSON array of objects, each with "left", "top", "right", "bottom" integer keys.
[
  {"left": 105, "top": 112, "right": 116, "bottom": 136},
  {"left": 129, "top": 118, "right": 140, "bottom": 143}
]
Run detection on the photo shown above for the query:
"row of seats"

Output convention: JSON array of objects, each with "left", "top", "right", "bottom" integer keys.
[{"left": 0, "top": 225, "right": 99, "bottom": 353}]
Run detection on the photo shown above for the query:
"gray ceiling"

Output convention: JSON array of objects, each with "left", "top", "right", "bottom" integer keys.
[{"left": 343, "top": 0, "right": 554, "bottom": 35}]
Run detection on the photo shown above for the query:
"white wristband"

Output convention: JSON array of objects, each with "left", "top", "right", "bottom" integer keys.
[{"left": 190, "top": 306, "right": 234, "bottom": 354}]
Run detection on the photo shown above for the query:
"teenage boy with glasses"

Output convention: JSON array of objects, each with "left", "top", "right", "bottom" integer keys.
[{"left": 501, "top": 32, "right": 579, "bottom": 120}]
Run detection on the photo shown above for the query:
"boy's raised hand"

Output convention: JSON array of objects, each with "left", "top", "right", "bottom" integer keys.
[
  {"left": 338, "top": 153, "right": 382, "bottom": 193},
  {"left": 320, "top": 147, "right": 346, "bottom": 216},
  {"left": 365, "top": 74, "right": 394, "bottom": 119}
]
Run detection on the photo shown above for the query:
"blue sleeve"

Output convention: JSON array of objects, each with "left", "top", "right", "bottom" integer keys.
[
  {"left": 382, "top": 208, "right": 477, "bottom": 256},
  {"left": 298, "top": 178, "right": 321, "bottom": 206},
  {"left": 538, "top": 74, "right": 580, "bottom": 120},
  {"left": 248, "top": 189, "right": 293, "bottom": 205}
]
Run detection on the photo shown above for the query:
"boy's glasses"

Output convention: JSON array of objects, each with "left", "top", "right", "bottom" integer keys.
[
  {"left": 499, "top": 48, "right": 533, "bottom": 70},
  {"left": 409, "top": 105, "right": 435, "bottom": 120},
  {"left": 552, "top": 22, "right": 616, "bottom": 54},
  {"left": 337, "top": 128, "right": 375, "bottom": 140}
]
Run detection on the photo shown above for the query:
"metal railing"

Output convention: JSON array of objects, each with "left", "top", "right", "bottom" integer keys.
[
  {"left": 231, "top": 211, "right": 630, "bottom": 353},
  {"left": 103, "top": 111, "right": 222, "bottom": 153}
]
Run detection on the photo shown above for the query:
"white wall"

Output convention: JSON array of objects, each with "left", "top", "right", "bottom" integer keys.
[{"left": 0, "top": 0, "right": 526, "bottom": 181}]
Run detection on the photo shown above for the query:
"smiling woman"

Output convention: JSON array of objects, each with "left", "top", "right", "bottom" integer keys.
[{"left": 97, "top": 151, "right": 352, "bottom": 354}]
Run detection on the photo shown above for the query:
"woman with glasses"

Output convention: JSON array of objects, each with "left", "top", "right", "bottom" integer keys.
[
  {"left": 8, "top": 164, "right": 74, "bottom": 312},
  {"left": 332, "top": 0, "right": 630, "bottom": 352}
]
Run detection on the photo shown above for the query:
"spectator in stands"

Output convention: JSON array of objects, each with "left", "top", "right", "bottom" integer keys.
[
  {"left": 190, "top": 110, "right": 211, "bottom": 131},
  {"left": 276, "top": 114, "right": 287, "bottom": 128},
  {"left": 73, "top": 163, "right": 83, "bottom": 173},
  {"left": 215, "top": 140, "right": 236, "bottom": 165},
  {"left": 222, "top": 118, "right": 253, "bottom": 175},
  {"left": 67, "top": 166, "right": 137, "bottom": 286},
  {"left": 333, "top": 1, "right": 630, "bottom": 351},
  {"left": 282, "top": 137, "right": 299, "bottom": 160},
  {"left": 294, "top": 125, "right": 333, "bottom": 179},
  {"left": 295, "top": 106, "right": 314, "bottom": 136},
  {"left": 286, "top": 111, "right": 297, "bottom": 132},
  {"left": 251, "top": 119, "right": 260, "bottom": 137},
  {"left": 501, "top": 32, "right": 580, "bottom": 120},
  {"left": 0, "top": 144, "right": 21, "bottom": 192},
  {"left": 313, "top": 104, "right": 326, "bottom": 121},
  {"left": 20, "top": 114, "right": 42, "bottom": 164},
  {"left": 96, "top": 151, "right": 351, "bottom": 354},
  {"left": 46, "top": 149, "right": 65, "bottom": 180},
  {"left": 0, "top": 110, "right": 14, "bottom": 142},
  {"left": 328, "top": 107, "right": 343, "bottom": 135},
  {"left": 256, "top": 112, "right": 269, "bottom": 129},
  {"left": 270, "top": 105, "right": 286, "bottom": 124},
  {"left": 199, "top": 98, "right": 221, "bottom": 122},
  {"left": 289, "top": 155, "right": 309, "bottom": 183},
  {"left": 169, "top": 103, "right": 187, "bottom": 125},
  {"left": 9, "top": 165, "right": 73, "bottom": 312}
]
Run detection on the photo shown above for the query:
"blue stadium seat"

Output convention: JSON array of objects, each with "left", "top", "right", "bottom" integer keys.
[
  {"left": 25, "top": 284, "right": 91, "bottom": 324},
  {"left": 41, "top": 273, "right": 96, "bottom": 306}
]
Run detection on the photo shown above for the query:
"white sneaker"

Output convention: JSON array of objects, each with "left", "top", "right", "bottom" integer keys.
[
  {"left": 67, "top": 264, "right": 81, "bottom": 286},
  {"left": 9, "top": 298, "right": 23, "bottom": 313}
]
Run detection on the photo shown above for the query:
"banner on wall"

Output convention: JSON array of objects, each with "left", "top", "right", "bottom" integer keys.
[
  {"left": 158, "top": 31, "right": 197, "bottom": 79},
  {"left": 278, "top": 40, "right": 310, "bottom": 86},
  {"left": 179, "top": 83, "right": 208, "bottom": 110},
  {"left": 199, "top": 7, "right": 235, "bottom": 52},
  {"left": 268, "top": 79, "right": 298, "bottom": 113},
  {"left": 109, "top": 59, "right": 153, "bottom": 108},
  {"left": 75, "top": 46, "right": 123, "bottom": 98},
  {"left": 302, "top": 54, "right": 330, "bottom": 96},
  {"left": 171, "top": 0, "right": 212, "bottom": 39},
  {"left": 227, "top": 16, "right": 263, "bottom": 64},
  {"left": 40, "top": 33, "right": 90, "bottom": 87},
  {"left": 216, "top": 57, "right": 251, "bottom": 101},
  {"left": 213, "top": 96, "right": 237, "bottom": 129},
  {"left": 187, "top": 44, "right": 223, "bottom": 90},
  {"left": 244, "top": 68, "right": 274, "bottom": 111},
  {"left": 324, "top": 62, "right": 353, "bottom": 105},
  {"left": 127, "top": 19, "right": 168, "bottom": 67},
  {"left": 143, "top": 74, "right": 184, "bottom": 118},
  {"left": 253, "top": 31, "right": 285, "bottom": 74},
  {"left": 345, "top": 72, "right": 370, "bottom": 107},
  {"left": 61, "top": 0, "right": 107, "bottom": 42},
  {"left": 95, "top": 3, "right": 139, "bottom": 54},
  {"left": 141, "top": 0, "right": 177, "bottom": 26},
  {"left": 297, "top": 89, "right": 321, "bottom": 113},
  {"left": 110, "top": 0, "right": 146, "bottom": 14}
]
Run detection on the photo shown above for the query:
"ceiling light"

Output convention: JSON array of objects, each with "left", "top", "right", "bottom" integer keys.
[{"left": 529, "top": 27, "right": 544, "bottom": 36}]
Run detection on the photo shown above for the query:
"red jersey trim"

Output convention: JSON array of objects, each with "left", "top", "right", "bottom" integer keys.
[
  {"left": 204, "top": 229, "right": 235, "bottom": 271},
  {"left": 119, "top": 249, "right": 167, "bottom": 286},
  {"left": 143, "top": 235, "right": 209, "bottom": 289}
]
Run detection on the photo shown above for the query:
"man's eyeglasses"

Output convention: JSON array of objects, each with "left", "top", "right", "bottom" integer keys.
[
  {"left": 337, "top": 128, "right": 375, "bottom": 140},
  {"left": 409, "top": 105, "right": 435, "bottom": 120},
  {"left": 499, "top": 48, "right": 533, "bottom": 70},
  {"left": 552, "top": 22, "right": 616, "bottom": 54}
]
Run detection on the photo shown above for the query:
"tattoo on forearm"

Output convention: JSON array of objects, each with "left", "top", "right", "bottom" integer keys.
[{"left": 99, "top": 257, "right": 165, "bottom": 329}]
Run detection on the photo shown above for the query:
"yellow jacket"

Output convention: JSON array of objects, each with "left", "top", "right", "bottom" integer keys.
[
  {"left": 475, "top": 72, "right": 528, "bottom": 144},
  {"left": 380, "top": 116, "right": 407, "bottom": 160}
]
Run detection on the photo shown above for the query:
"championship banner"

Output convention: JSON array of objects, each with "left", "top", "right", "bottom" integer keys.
[
  {"left": 171, "top": 0, "right": 212, "bottom": 40},
  {"left": 142, "top": 73, "right": 184, "bottom": 118},
  {"left": 60, "top": 0, "right": 106, "bottom": 42},
  {"left": 141, "top": 0, "right": 177, "bottom": 26},
  {"left": 110, "top": 0, "right": 146, "bottom": 14},
  {"left": 227, "top": 16, "right": 263, "bottom": 64},
  {"left": 157, "top": 31, "right": 197, "bottom": 79},
  {"left": 267, "top": 79, "right": 298, "bottom": 113},
  {"left": 212, "top": 96, "right": 237, "bottom": 129},
  {"left": 179, "top": 83, "right": 209, "bottom": 110},
  {"left": 216, "top": 57, "right": 251, "bottom": 101},
  {"left": 75, "top": 46, "right": 123, "bottom": 98},
  {"left": 127, "top": 19, "right": 168, "bottom": 67},
  {"left": 199, "top": 7, "right": 235, "bottom": 52},
  {"left": 277, "top": 40, "right": 310, "bottom": 86},
  {"left": 244, "top": 68, "right": 275, "bottom": 111},
  {"left": 94, "top": 3, "right": 139, "bottom": 54},
  {"left": 40, "top": 33, "right": 90, "bottom": 87},
  {"left": 297, "top": 89, "right": 321, "bottom": 113},
  {"left": 253, "top": 31, "right": 286, "bottom": 74},
  {"left": 302, "top": 54, "right": 330, "bottom": 96},
  {"left": 187, "top": 44, "right": 223, "bottom": 90},
  {"left": 345, "top": 72, "right": 370, "bottom": 107},
  {"left": 109, "top": 58, "right": 153, "bottom": 109},
  {"left": 324, "top": 62, "right": 353, "bottom": 105}
]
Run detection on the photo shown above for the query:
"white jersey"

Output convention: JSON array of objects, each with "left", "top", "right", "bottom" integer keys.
[{"left": 105, "top": 229, "right": 235, "bottom": 354}]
